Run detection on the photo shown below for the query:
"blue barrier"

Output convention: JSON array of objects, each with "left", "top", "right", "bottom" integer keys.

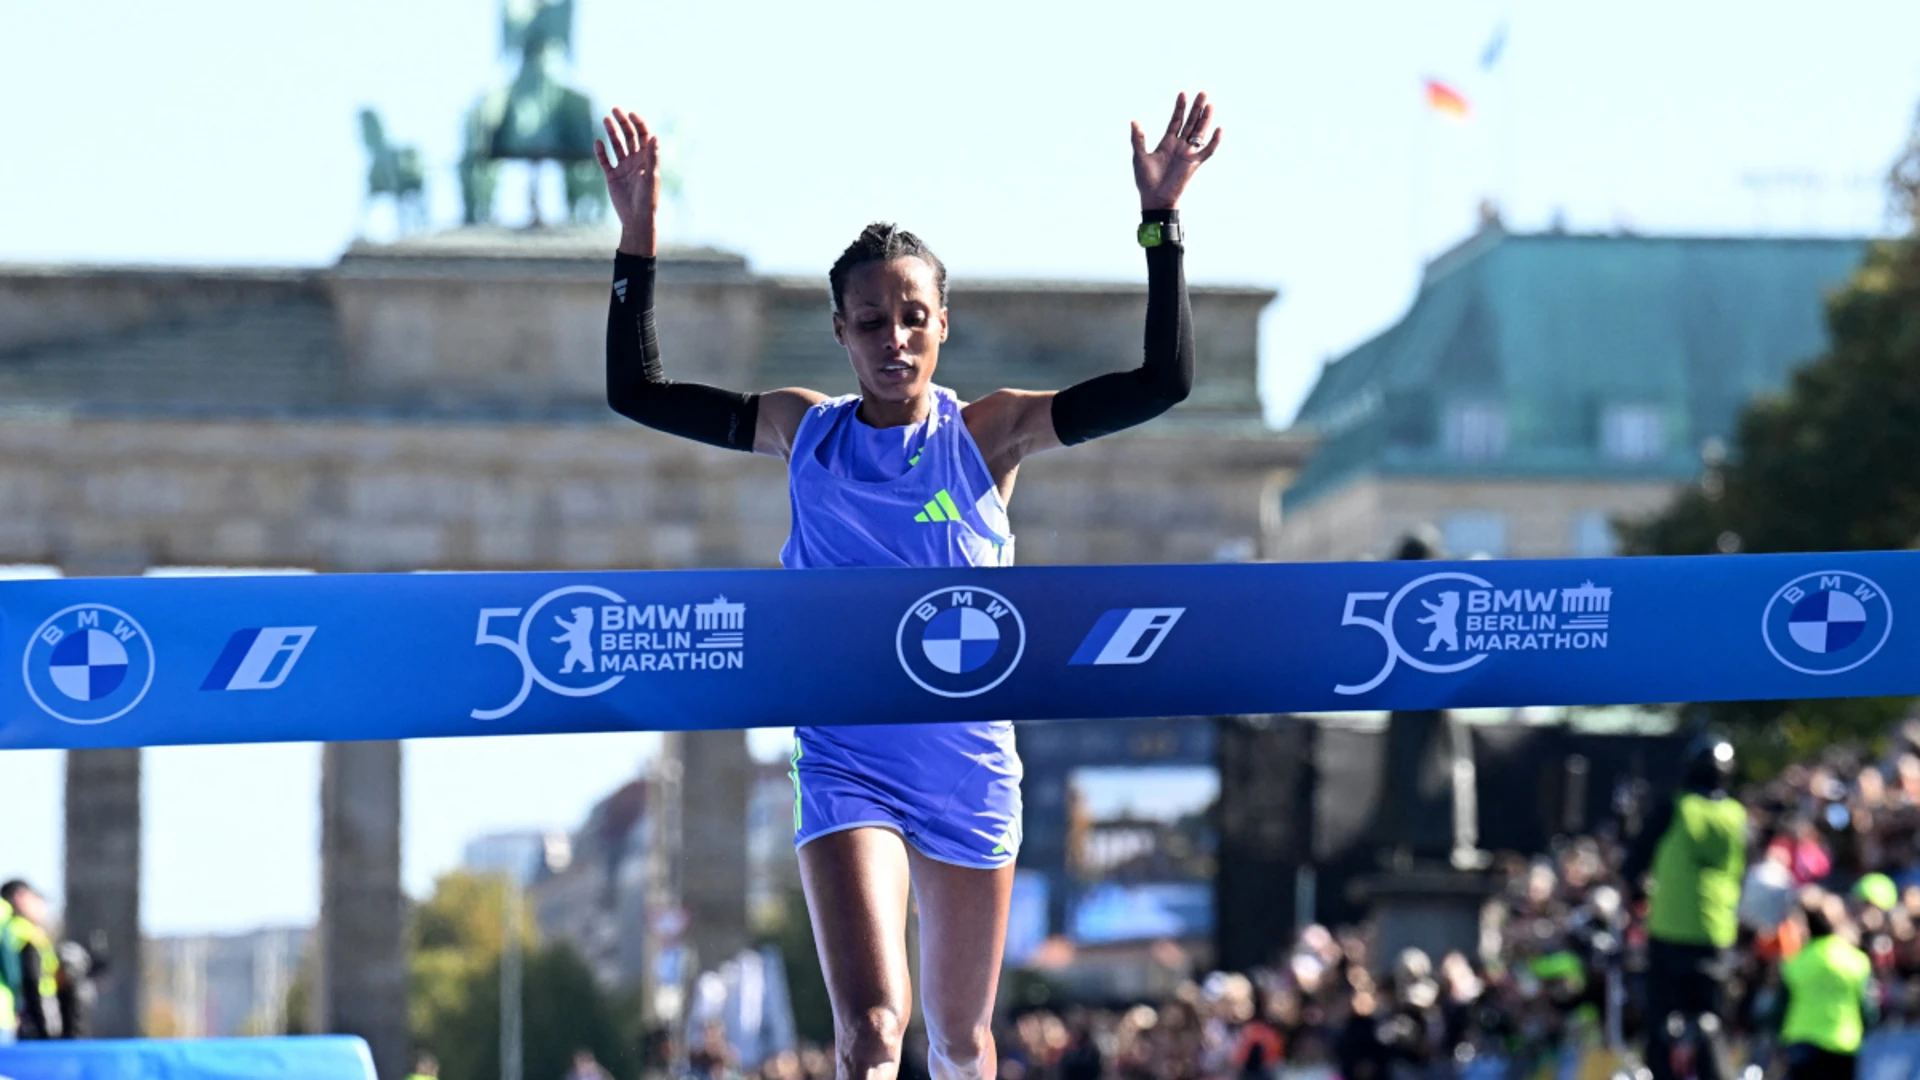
[
  {"left": 0, "top": 552, "right": 1911, "bottom": 749},
  {"left": 1857, "top": 1029, "right": 1920, "bottom": 1080},
  {"left": 0, "top": 1035, "right": 375, "bottom": 1079}
]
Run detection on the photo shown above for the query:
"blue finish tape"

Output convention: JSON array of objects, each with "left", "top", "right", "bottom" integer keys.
[{"left": 0, "top": 552, "right": 1909, "bottom": 749}]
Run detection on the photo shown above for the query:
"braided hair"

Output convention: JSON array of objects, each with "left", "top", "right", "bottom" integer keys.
[{"left": 828, "top": 223, "right": 948, "bottom": 315}]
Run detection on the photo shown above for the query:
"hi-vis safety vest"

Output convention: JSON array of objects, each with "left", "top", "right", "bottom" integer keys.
[
  {"left": 1782, "top": 934, "right": 1872, "bottom": 1054},
  {"left": 3, "top": 914, "right": 58, "bottom": 1014},
  {"left": 0, "top": 899, "right": 14, "bottom": 1032},
  {"left": 1647, "top": 792, "right": 1747, "bottom": 948}
]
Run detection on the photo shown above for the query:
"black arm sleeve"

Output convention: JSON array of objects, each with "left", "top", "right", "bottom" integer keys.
[
  {"left": 1049, "top": 210, "right": 1196, "bottom": 446},
  {"left": 1621, "top": 795, "right": 1676, "bottom": 887},
  {"left": 606, "top": 252, "right": 759, "bottom": 451},
  {"left": 17, "top": 944, "right": 45, "bottom": 1038}
]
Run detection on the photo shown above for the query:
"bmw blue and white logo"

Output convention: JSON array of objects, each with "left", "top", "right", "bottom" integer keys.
[
  {"left": 896, "top": 586, "right": 1026, "bottom": 698},
  {"left": 1763, "top": 571, "right": 1892, "bottom": 676},
  {"left": 22, "top": 604, "right": 157, "bottom": 725}
]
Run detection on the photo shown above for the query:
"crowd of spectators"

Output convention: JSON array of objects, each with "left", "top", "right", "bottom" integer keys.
[
  {"left": 969, "top": 730, "right": 1920, "bottom": 1080},
  {"left": 669, "top": 729, "right": 1920, "bottom": 1080}
]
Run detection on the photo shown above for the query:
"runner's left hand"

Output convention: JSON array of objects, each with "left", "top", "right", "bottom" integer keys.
[{"left": 1132, "top": 91, "right": 1222, "bottom": 212}]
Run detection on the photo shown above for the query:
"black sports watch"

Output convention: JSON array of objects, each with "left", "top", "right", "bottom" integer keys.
[{"left": 1137, "top": 209, "right": 1183, "bottom": 248}]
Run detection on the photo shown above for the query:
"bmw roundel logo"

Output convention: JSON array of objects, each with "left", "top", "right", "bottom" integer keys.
[
  {"left": 1762, "top": 571, "right": 1892, "bottom": 676},
  {"left": 896, "top": 586, "right": 1026, "bottom": 698},
  {"left": 22, "top": 603, "right": 157, "bottom": 725}
]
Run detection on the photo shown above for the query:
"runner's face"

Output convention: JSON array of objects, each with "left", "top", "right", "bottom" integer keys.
[{"left": 834, "top": 257, "right": 946, "bottom": 410}]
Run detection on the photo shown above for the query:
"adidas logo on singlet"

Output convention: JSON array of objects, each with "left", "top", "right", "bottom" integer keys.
[
  {"left": 612, "top": 278, "right": 628, "bottom": 302},
  {"left": 913, "top": 489, "right": 965, "bottom": 523}
]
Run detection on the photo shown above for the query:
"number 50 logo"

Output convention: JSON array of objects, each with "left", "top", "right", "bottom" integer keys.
[
  {"left": 1334, "top": 571, "right": 1493, "bottom": 696},
  {"left": 471, "top": 584, "right": 628, "bottom": 720}
]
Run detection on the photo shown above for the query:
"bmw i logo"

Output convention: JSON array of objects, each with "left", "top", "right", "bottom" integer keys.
[
  {"left": 23, "top": 603, "right": 157, "bottom": 725},
  {"left": 1762, "top": 571, "right": 1892, "bottom": 676},
  {"left": 895, "top": 586, "right": 1026, "bottom": 698}
]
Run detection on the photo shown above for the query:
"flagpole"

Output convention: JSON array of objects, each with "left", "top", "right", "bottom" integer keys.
[
  {"left": 1494, "top": 19, "right": 1515, "bottom": 224},
  {"left": 1411, "top": 81, "right": 1428, "bottom": 269}
]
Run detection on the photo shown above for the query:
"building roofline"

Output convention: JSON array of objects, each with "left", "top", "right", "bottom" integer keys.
[
  {"left": 1294, "top": 225, "right": 1874, "bottom": 416},
  {"left": 1422, "top": 223, "right": 1877, "bottom": 285},
  {"left": 0, "top": 263, "right": 325, "bottom": 283},
  {"left": 763, "top": 273, "right": 1277, "bottom": 300}
]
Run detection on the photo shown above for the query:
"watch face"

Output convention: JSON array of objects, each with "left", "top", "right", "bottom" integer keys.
[{"left": 1138, "top": 222, "right": 1163, "bottom": 247}]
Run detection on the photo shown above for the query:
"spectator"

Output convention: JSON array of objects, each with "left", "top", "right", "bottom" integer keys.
[
  {"left": 1780, "top": 891, "right": 1874, "bottom": 1080},
  {"left": 1621, "top": 738, "right": 1744, "bottom": 1080},
  {"left": 568, "top": 1047, "right": 614, "bottom": 1080},
  {"left": 1059, "top": 1013, "right": 1103, "bottom": 1080},
  {"left": 1229, "top": 985, "right": 1282, "bottom": 1080},
  {"left": 1777, "top": 817, "right": 1835, "bottom": 885},
  {"left": 1, "top": 881, "right": 60, "bottom": 1040},
  {"left": 1742, "top": 835, "right": 1800, "bottom": 936}
]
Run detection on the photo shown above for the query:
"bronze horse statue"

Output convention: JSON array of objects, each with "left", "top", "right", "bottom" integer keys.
[{"left": 359, "top": 108, "right": 427, "bottom": 235}]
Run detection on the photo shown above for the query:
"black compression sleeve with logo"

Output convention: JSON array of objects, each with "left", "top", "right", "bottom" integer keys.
[
  {"left": 606, "top": 252, "right": 760, "bottom": 451},
  {"left": 1048, "top": 210, "right": 1196, "bottom": 446}
]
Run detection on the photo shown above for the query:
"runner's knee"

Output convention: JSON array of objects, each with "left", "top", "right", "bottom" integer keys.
[
  {"left": 838, "top": 1005, "right": 906, "bottom": 1077},
  {"left": 927, "top": 1021, "right": 994, "bottom": 1077}
]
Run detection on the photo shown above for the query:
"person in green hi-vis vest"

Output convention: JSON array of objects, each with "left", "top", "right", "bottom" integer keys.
[
  {"left": 0, "top": 881, "right": 61, "bottom": 1040},
  {"left": 0, "top": 895, "right": 16, "bottom": 1045},
  {"left": 1621, "top": 736, "right": 1748, "bottom": 1080},
  {"left": 1780, "top": 891, "right": 1875, "bottom": 1080},
  {"left": 405, "top": 1051, "right": 439, "bottom": 1080}
]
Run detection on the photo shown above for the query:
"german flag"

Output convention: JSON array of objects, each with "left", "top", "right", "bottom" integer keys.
[{"left": 1425, "top": 79, "right": 1471, "bottom": 120}]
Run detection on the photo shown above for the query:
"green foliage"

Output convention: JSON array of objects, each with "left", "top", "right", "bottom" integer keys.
[
  {"left": 1659, "top": 697, "right": 1908, "bottom": 783},
  {"left": 408, "top": 871, "right": 641, "bottom": 1080},
  {"left": 420, "top": 942, "right": 639, "bottom": 1080},
  {"left": 1005, "top": 968, "right": 1067, "bottom": 1012},
  {"left": 280, "top": 949, "right": 313, "bottom": 1035},
  {"left": 1621, "top": 239, "right": 1920, "bottom": 557},
  {"left": 757, "top": 888, "right": 833, "bottom": 1047},
  {"left": 1619, "top": 109, "right": 1920, "bottom": 769}
]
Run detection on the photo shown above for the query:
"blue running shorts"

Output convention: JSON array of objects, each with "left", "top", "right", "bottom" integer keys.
[{"left": 790, "top": 721, "right": 1022, "bottom": 869}]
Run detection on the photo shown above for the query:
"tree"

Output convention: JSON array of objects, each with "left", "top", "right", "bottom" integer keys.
[
  {"left": 759, "top": 888, "right": 833, "bottom": 1047},
  {"left": 408, "top": 871, "right": 640, "bottom": 1080},
  {"left": 1619, "top": 104, "right": 1920, "bottom": 773}
]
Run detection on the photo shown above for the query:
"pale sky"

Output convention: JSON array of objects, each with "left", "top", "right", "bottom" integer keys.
[{"left": 1, "top": 0, "right": 1917, "bottom": 932}]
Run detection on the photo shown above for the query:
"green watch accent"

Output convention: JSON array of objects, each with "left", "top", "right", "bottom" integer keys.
[{"left": 1137, "top": 220, "right": 1184, "bottom": 248}]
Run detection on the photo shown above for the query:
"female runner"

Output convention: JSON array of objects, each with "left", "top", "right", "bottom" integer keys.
[{"left": 597, "top": 92, "right": 1221, "bottom": 1080}]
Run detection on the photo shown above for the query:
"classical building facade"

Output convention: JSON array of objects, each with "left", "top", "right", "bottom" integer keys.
[
  {"left": 0, "top": 228, "right": 1293, "bottom": 573},
  {"left": 1276, "top": 226, "right": 1868, "bottom": 561}
]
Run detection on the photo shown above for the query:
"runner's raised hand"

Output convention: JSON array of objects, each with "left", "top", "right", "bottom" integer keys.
[
  {"left": 596, "top": 107, "right": 660, "bottom": 256},
  {"left": 1131, "top": 92, "right": 1223, "bottom": 212}
]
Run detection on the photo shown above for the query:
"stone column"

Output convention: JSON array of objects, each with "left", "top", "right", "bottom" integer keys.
[
  {"left": 63, "top": 748, "right": 142, "bottom": 1036},
  {"left": 59, "top": 551, "right": 150, "bottom": 1038},
  {"left": 677, "top": 729, "right": 750, "bottom": 972},
  {"left": 318, "top": 741, "right": 406, "bottom": 1079}
]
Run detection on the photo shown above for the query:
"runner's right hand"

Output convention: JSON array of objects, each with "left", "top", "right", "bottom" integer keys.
[{"left": 595, "top": 107, "right": 659, "bottom": 256}]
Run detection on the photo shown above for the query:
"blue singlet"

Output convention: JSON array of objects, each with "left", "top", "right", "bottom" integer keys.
[{"left": 782, "top": 387, "right": 1023, "bottom": 867}]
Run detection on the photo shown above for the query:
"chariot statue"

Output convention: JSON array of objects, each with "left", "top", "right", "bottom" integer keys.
[{"left": 461, "top": 0, "right": 607, "bottom": 226}]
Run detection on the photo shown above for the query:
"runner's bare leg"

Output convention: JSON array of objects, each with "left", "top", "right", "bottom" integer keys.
[
  {"left": 910, "top": 850, "right": 1015, "bottom": 1080},
  {"left": 800, "top": 827, "right": 915, "bottom": 1080}
]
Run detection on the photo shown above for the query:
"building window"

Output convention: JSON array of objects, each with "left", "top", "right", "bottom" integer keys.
[
  {"left": 1442, "top": 511, "right": 1508, "bottom": 558},
  {"left": 1443, "top": 401, "right": 1507, "bottom": 460},
  {"left": 1572, "top": 512, "right": 1616, "bottom": 558},
  {"left": 1601, "top": 404, "right": 1666, "bottom": 461}
]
